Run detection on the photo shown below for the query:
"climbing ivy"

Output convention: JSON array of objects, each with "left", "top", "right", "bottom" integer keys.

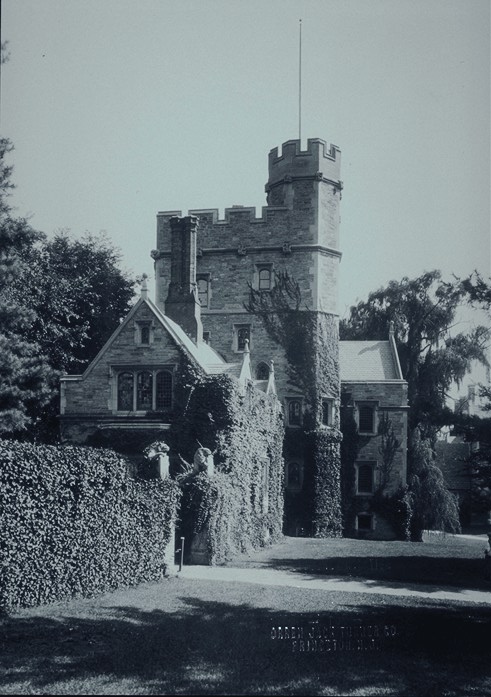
[
  {"left": 246, "top": 271, "right": 343, "bottom": 537},
  {"left": 174, "top": 372, "right": 284, "bottom": 564}
]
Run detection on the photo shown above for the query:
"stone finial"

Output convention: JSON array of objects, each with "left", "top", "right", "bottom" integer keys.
[
  {"left": 389, "top": 320, "right": 395, "bottom": 337},
  {"left": 141, "top": 273, "right": 149, "bottom": 300},
  {"left": 244, "top": 338, "right": 250, "bottom": 354},
  {"left": 269, "top": 359, "right": 274, "bottom": 373},
  {"left": 193, "top": 447, "right": 214, "bottom": 477},
  {"left": 143, "top": 440, "right": 170, "bottom": 479}
]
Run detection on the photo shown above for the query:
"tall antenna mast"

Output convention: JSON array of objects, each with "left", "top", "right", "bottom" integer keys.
[{"left": 298, "top": 18, "right": 302, "bottom": 142}]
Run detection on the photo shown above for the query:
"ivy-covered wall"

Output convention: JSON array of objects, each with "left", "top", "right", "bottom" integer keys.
[
  {"left": 0, "top": 441, "right": 180, "bottom": 611},
  {"left": 171, "top": 372, "right": 284, "bottom": 564}
]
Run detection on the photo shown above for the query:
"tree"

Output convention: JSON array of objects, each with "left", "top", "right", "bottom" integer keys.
[
  {"left": 0, "top": 140, "right": 136, "bottom": 440},
  {"left": 409, "top": 429, "right": 461, "bottom": 539},
  {"left": 0, "top": 139, "right": 55, "bottom": 435},
  {"left": 9, "top": 230, "right": 136, "bottom": 374},
  {"left": 340, "top": 270, "right": 489, "bottom": 536},
  {"left": 340, "top": 270, "right": 489, "bottom": 437}
]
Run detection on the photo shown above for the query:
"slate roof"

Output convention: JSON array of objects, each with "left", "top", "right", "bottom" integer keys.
[{"left": 339, "top": 341, "right": 402, "bottom": 381}]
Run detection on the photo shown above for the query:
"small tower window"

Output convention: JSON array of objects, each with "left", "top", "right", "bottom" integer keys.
[
  {"left": 259, "top": 268, "right": 272, "bottom": 290},
  {"left": 356, "top": 462, "right": 376, "bottom": 494},
  {"left": 256, "top": 362, "right": 270, "bottom": 380},
  {"left": 287, "top": 400, "right": 302, "bottom": 427},
  {"left": 197, "top": 277, "right": 209, "bottom": 307},
  {"left": 322, "top": 399, "right": 334, "bottom": 426},
  {"left": 286, "top": 461, "right": 304, "bottom": 490},
  {"left": 234, "top": 324, "right": 251, "bottom": 352}
]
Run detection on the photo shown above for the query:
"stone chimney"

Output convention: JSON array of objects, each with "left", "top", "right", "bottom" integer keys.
[{"left": 164, "top": 215, "right": 203, "bottom": 343}]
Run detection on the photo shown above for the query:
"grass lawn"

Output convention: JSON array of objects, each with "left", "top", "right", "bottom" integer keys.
[
  {"left": 225, "top": 531, "right": 491, "bottom": 590},
  {"left": 1, "top": 534, "right": 490, "bottom": 696}
]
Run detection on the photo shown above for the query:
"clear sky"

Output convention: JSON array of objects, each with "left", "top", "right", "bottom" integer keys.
[{"left": 1, "top": 0, "right": 490, "bottom": 321}]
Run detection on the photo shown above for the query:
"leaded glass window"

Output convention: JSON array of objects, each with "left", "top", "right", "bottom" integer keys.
[{"left": 117, "top": 372, "right": 134, "bottom": 411}]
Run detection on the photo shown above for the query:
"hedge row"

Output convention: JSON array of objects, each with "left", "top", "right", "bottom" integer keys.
[{"left": 0, "top": 441, "right": 180, "bottom": 611}]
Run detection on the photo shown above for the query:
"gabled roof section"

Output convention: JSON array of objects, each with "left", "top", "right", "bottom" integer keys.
[
  {"left": 73, "top": 296, "right": 230, "bottom": 379},
  {"left": 339, "top": 340, "right": 404, "bottom": 382}
]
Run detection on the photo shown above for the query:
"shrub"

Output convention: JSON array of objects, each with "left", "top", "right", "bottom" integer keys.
[{"left": 0, "top": 441, "right": 180, "bottom": 611}]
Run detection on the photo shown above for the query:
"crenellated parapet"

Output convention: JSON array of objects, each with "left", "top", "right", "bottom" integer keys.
[{"left": 266, "top": 138, "right": 342, "bottom": 194}]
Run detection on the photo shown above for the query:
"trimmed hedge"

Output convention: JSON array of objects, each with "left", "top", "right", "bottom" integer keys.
[{"left": 0, "top": 441, "right": 180, "bottom": 611}]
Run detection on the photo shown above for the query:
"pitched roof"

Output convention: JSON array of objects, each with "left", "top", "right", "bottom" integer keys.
[
  {"left": 339, "top": 340, "right": 402, "bottom": 381},
  {"left": 77, "top": 296, "right": 241, "bottom": 379}
]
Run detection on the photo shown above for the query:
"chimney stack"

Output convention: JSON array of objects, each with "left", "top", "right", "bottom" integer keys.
[{"left": 165, "top": 215, "right": 203, "bottom": 343}]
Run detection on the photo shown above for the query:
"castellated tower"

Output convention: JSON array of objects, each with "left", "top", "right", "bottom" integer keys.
[{"left": 152, "top": 138, "right": 343, "bottom": 536}]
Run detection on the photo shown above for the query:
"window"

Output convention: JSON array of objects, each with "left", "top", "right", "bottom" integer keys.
[
  {"left": 322, "top": 399, "right": 334, "bottom": 426},
  {"left": 256, "top": 362, "right": 270, "bottom": 380},
  {"left": 156, "top": 370, "right": 173, "bottom": 410},
  {"left": 356, "top": 513, "right": 373, "bottom": 531},
  {"left": 356, "top": 461, "right": 376, "bottom": 495},
  {"left": 136, "top": 371, "right": 153, "bottom": 410},
  {"left": 234, "top": 324, "right": 251, "bottom": 352},
  {"left": 287, "top": 399, "right": 302, "bottom": 427},
  {"left": 135, "top": 321, "right": 153, "bottom": 346},
  {"left": 255, "top": 264, "right": 273, "bottom": 291},
  {"left": 140, "top": 325, "right": 150, "bottom": 345},
  {"left": 197, "top": 276, "right": 210, "bottom": 307},
  {"left": 115, "top": 367, "right": 173, "bottom": 412},
  {"left": 286, "top": 461, "right": 304, "bottom": 490},
  {"left": 259, "top": 267, "right": 272, "bottom": 290},
  {"left": 357, "top": 402, "right": 377, "bottom": 434},
  {"left": 117, "top": 372, "right": 134, "bottom": 411}
]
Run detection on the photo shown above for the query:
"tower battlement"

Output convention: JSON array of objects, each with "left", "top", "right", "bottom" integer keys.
[{"left": 267, "top": 138, "right": 341, "bottom": 189}]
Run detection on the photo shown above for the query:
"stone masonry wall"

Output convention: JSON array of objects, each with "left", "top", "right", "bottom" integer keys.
[{"left": 62, "top": 303, "right": 182, "bottom": 416}]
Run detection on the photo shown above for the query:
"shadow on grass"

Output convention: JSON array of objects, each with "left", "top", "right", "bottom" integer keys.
[
  {"left": 1, "top": 597, "right": 490, "bottom": 695},
  {"left": 249, "top": 556, "right": 490, "bottom": 592}
]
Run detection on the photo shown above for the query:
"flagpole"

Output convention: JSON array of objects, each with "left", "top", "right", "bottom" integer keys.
[{"left": 299, "top": 19, "right": 302, "bottom": 143}]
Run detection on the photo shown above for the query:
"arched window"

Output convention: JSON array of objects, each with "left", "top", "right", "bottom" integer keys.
[
  {"left": 117, "top": 372, "right": 134, "bottom": 411},
  {"left": 156, "top": 370, "right": 173, "bottom": 410},
  {"left": 256, "top": 362, "right": 270, "bottom": 380},
  {"left": 258, "top": 267, "right": 271, "bottom": 291},
  {"left": 136, "top": 371, "right": 153, "bottom": 410},
  {"left": 287, "top": 400, "right": 302, "bottom": 426}
]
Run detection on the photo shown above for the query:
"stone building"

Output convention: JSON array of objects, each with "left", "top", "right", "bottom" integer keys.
[{"left": 60, "top": 137, "right": 408, "bottom": 540}]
